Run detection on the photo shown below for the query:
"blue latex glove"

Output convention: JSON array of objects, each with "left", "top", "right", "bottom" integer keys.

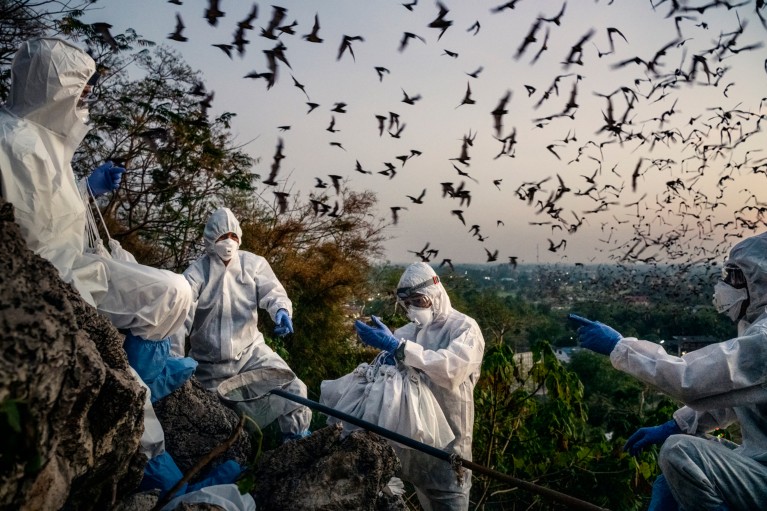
[
  {"left": 87, "top": 161, "right": 125, "bottom": 196},
  {"left": 354, "top": 315, "right": 399, "bottom": 353},
  {"left": 124, "top": 334, "right": 197, "bottom": 403},
  {"left": 568, "top": 313, "right": 622, "bottom": 355},
  {"left": 273, "top": 308, "right": 294, "bottom": 337},
  {"left": 624, "top": 420, "right": 682, "bottom": 457},
  {"left": 648, "top": 474, "right": 680, "bottom": 511},
  {"left": 187, "top": 460, "right": 244, "bottom": 492},
  {"left": 140, "top": 451, "right": 187, "bottom": 496}
]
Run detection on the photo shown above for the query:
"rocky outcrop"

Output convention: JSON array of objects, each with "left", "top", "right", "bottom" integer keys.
[
  {"left": 1, "top": 197, "right": 405, "bottom": 510},
  {"left": 252, "top": 424, "right": 405, "bottom": 511},
  {"left": 0, "top": 199, "right": 146, "bottom": 510},
  {"left": 153, "top": 377, "right": 251, "bottom": 476}
]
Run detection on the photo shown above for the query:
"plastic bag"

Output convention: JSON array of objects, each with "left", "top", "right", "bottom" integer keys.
[
  {"left": 320, "top": 354, "right": 454, "bottom": 449},
  {"left": 108, "top": 238, "right": 137, "bottom": 263}
]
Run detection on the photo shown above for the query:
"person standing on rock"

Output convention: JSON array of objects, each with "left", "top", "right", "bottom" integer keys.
[
  {"left": 354, "top": 262, "right": 485, "bottom": 511},
  {"left": 173, "top": 207, "right": 312, "bottom": 442}
]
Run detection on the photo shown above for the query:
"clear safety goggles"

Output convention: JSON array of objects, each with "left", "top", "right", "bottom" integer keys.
[
  {"left": 397, "top": 294, "right": 432, "bottom": 309},
  {"left": 395, "top": 276, "right": 439, "bottom": 309},
  {"left": 721, "top": 265, "right": 746, "bottom": 289}
]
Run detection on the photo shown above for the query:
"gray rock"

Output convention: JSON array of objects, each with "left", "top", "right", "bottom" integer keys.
[
  {"left": 0, "top": 198, "right": 408, "bottom": 510},
  {"left": 252, "top": 424, "right": 406, "bottom": 511},
  {"left": 0, "top": 199, "right": 146, "bottom": 511},
  {"left": 152, "top": 377, "right": 252, "bottom": 477}
]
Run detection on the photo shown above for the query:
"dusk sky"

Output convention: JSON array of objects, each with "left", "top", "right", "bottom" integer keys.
[{"left": 81, "top": 0, "right": 767, "bottom": 265}]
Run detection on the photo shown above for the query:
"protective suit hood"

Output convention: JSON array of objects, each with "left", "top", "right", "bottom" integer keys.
[
  {"left": 397, "top": 262, "right": 451, "bottom": 324},
  {"left": 6, "top": 38, "right": 95, "bottom": 140},
  {"left": 203, "top": 207, "right": 242, "bottom": 256},
  {"left": 725, "top": 231, "right": 767, "bottom": 323}
]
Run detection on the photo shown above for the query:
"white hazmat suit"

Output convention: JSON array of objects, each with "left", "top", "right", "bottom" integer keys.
[
  {"left": 0, "top": 37, "right": 258, "bottom": 507},
  {"left": 391, "top": 262, "right": 485, "bottom": 511},
  {"left": 174, "top": 207, "right": 311, "bottom": 435},
  {"left": 609, "top": 232, "right": 767, "bottom": 510},
  {"left": 0, "top": 37, "right": 191, "bottom": 341}
]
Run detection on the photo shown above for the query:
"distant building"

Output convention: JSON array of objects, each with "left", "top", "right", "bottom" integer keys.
[
  {"left": 624, "top": 295, "right": 651, "bottom": 306},
  {"left": 554, "top": 346, "right": 582, "bottom": 364},
  {"left": 514, "top": 351, "right": 533, "bottom": 371}
]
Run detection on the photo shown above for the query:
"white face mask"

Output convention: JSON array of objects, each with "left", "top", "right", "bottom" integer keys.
[
  {"left": 713, "top": 280, "right": 748, "bottom": 321},
  {"left": 214, "top": 238, "right": 238, "bottom": 262},
  {"left": 407, "top": 306, "right": 433, "bottom": 328}
]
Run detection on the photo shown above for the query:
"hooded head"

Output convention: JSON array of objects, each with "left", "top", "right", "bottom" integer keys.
[
  {"left": 396, "top": 262, "right": 451, "bottom": 327},
  {"left": 722, "top": 231, "right": 767, "bottom": 324},
  {"left": 203, "top": 207, "right": 242, "bottom": 258},
  {"left": 6, "top": 38, "right": 95, "bottom": 137}
]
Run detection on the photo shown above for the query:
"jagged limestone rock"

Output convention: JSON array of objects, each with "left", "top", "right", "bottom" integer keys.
[
  {"left": 252, "top": 424, "right": 406, "bottom": 511},
  {"left": 0, "top": 199, "right": 145, "bottom": 511},
  {"left": 1, "top": 197, "right": 407, "bottom": 510},
  {"left": 152, "top": 377, "right": 252, "bottom": 476}
]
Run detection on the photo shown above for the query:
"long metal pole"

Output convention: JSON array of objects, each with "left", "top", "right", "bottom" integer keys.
[{"left": 270, "top": 388, "right": 610, "bottom": 511}]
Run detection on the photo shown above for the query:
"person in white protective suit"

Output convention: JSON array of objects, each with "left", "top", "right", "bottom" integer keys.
[
  {"left": 173, "top": 207, "right": 312, "bottom": 440},
  {"left": 0, "top": 38, "right": 249, "bottom": 506},
  {"left": 0, "top": 37, "right": 191, "bottom": 341},
  {"left": 570, "top": 231, "right": 767, "bottom": 511},
  {"left": 354, "top": 262, "right": 485, "bottom": 511}
]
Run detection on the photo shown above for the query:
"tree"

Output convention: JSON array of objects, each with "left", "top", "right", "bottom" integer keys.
[{"left": 73, "top": 45, "right": 256, "bottom": 271}]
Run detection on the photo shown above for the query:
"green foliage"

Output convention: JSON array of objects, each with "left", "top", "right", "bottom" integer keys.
[
  {"left": 471, "top": 343, "right": 649, "bottom": 510},
  {"left": 568, "top": 351, "right": 678, "bottom": 438},
  {"left": 73, "top": 46, "right": 256, "bottom": 271}
]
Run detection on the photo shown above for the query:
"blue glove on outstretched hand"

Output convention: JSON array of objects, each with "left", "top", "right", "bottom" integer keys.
[
  {"left": 87, "top": 161, "right": 125, "bottom": 196},
  {"left": 274, "top": 308, "right": 294, "bottom": 337},
  {"left": 624, "top": 420, "right": 682, "bottom": 457},
  {"left": 568, "top": 313, "right": 623, "bottom": 355},
  {"left": 354, "top": 315, "right": 399, "bottom": 353}
]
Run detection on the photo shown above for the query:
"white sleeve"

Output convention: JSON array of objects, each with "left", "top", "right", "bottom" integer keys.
[
  {"left": 402, "top": 325, "right": 484, "bottom": 390},
  {"left": 169, "top": 262, "right": 203, "bottom": 356},
  {"left": 252, "top": 256, "right": 292, "bottom": 319},
  {"left": 610, "top": 330, "right": 767, "bottom": 405},
  {"left": 673, "top": 405, "right": 739, "bottom": 435}
]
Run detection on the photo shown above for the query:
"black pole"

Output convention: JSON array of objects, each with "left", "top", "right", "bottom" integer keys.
[{"left": 269, "top": 388, "right": 610, "bottom": 511}]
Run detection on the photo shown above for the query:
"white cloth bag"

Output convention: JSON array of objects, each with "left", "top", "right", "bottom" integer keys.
[{"left": 320, "top": 354, "right": 455, "bottom": 449}]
